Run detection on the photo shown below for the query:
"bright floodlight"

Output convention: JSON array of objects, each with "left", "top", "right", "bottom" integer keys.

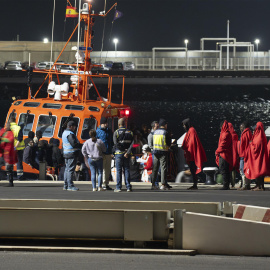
[
  {"left": 184, "top": 39, "right": 189, "bottom": 44},
  {"left": 113, "top": 38, "right": 119, "bottom": 44},
  {"left": 43, "top": 38, "right": 49, "bottom": 43},
  {"left": 255, "top": 39, "right": 260, "bottom": 45}
]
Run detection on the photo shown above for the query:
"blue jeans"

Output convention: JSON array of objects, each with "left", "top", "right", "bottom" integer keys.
[
  {"left": 88, "top": 157, "right": 103, "bottom": 189},
  {"left": 64, "top": 157, "right": 77, "bottom": 188},
  {"left": 115, "top": 153, "right": 131, "bottom": 190}
]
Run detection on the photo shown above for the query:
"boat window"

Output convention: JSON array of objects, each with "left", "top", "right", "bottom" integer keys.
[
  {"left": 58, "top": 117, "right": 79, "bottom": 138},
  {"left": 65, "top": 105, "right": 84, "bottom": 111},
  {"left": 113, "top": 117, "right": 118, "bottom": 132},
  {"left": 42, "top": 103, "right": 62, "bottom": 109},
  {"left": 23, "top": 102, "right": 40, "bottom": 107},
  {"left": 36, "top": 115, "right": 56, "bottom": 138},
  {"left": 107, "top": 118, "right": 112, "bottom": 130},
  {"left": 81, "top": 118, "right": 97, "bottom": 140},
  {"left": 18, "top": 113, "right": 35, "bottom": 136},
  {"left": 88, "top": 106, "right": 100, "bottom": 112},
  {"left": 13, "top": 101, "right": 22, "bottom": 106}
]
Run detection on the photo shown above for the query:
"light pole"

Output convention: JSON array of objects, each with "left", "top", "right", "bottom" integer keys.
[
  {"left": 184, "top": 39, "right": 189, "bottom": 49},
  {"left": 184, "top": 39, "right": 189, "bottom": 69},
  {"left": 113, "top": 38, "right": 118, "bottom": 57},
  {"left": 255, "top": 39, "right": 260, "bottom": 69}
]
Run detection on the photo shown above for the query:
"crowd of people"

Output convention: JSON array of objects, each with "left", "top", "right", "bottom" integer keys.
[{"left": 1, "top": 114, "right": 270, "bottom": 192}]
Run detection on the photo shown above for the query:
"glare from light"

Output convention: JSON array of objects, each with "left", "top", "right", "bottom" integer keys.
[
  {"left": 113, "top": 38, "right": 119, "bottom": 44},
  {"left": 43, "top": 38, "right": 49, "bottom": 43},
  {"left": 255, "top": 39, "right": 260, "bottom": 45},
  {"left": 184, "top": 39, "right": 189, "bottom": 44}
]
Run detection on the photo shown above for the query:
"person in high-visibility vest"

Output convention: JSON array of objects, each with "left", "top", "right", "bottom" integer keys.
[
  {"left": 9, "top": 115, "right": 25, "bottom": 180},
  {"left": 62, "top": 120, "right": 81, "bottom": 191},
  {"left": 151, "top": 119, "right": 171, "bottom": 190}
]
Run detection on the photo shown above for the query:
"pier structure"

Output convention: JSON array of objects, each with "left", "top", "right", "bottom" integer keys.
[{"left": 0, "top": 40, "right": 269, "bottom": 71}]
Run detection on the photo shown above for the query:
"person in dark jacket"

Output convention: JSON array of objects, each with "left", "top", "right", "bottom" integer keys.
[
  {"left": 96, "top": 117, "right": 114, "bottom": 190},
  {"left": 129, "top": 156, "right": 141, "bottom": 182},
  {"left": 52, "top": 138, "right": 63, "bottom": 176},
  {"left": 24, "top": 131, "right": 35, "bottom": 147},
  {"left": 113, "top": 118, "right": 134, "bottom": 192},
  {"left": 45, "top": 138, "right": 54, "bottom": 167},
  {"left": 23, "top": 140, "right": 39, "bottom": 170},
  {"left": 62, "top": 121, "right": 81, "bottom": 191}
]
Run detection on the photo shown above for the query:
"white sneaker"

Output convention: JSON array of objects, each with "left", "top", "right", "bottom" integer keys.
[
  {"left": 98, "top": 187, "right": 105, "bottom": 191},
  {"left": 93, "top": 188, "right": 97, "bottom": 192},
  {"left": 160, "top": 185, "right": 168, "bottom": 190}
]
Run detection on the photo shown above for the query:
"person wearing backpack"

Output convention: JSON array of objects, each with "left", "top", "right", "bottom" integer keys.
[{"left": 113, "top": 118, "right": 134, "bottom": 192}]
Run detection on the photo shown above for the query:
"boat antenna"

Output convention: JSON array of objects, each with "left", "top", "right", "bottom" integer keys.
[
  {"left": 76, "top": 0, "right": 82, "bottom": 70},
  {"left": 99, "top": 0, "right": 107, "bottom": 60},
  {"left": 50, "top": 0, "right": 56, "bottom": 69}
]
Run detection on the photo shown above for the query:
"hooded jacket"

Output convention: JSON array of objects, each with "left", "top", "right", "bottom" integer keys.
[
  {"left": 215, "top": 120, "right": 233, "bottom": 170},
  {"left": 244, "top": 122, "right": 270, "bottom": 179},
  {"left": 182, "top": 126, "right": 207, "bottom": 174}
]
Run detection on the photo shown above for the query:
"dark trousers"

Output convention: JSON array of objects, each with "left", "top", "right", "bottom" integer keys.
[
  {"left": 189, "top": 161, "right": 198, "bottom": 187},
  {"left": 219, "top": 156, "right": 230, "bottom": 188},
  {"left": 17, "top": 149, "right": 24, "bottom": 179},
  {"left": 152, "top": 153, "right": 167, "bottom": 186}
]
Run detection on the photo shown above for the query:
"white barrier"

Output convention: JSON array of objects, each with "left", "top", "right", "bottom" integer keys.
[
  {"left": 0, "top": 199, "right": 222, "bottom": 217},
  {"left": 233, "top": 204, "right": 270, "bottom": 223},
  {"left": 182, "top": 211, "right": 270, "bottom": 256}
]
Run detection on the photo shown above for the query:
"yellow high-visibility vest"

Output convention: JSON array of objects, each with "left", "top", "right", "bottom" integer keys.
[
  {"left": 10, "top": 122, "right": 25, "bottom": 151},
  {"left": 153, "top": 129, "right": 168, "bottom": 151}
]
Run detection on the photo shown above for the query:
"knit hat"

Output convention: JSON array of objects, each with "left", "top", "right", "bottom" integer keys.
[
  {"left": 159, "top": 118, "right": 167, "bottom": 127},
  {"left": 67, "top": 120, "right": 77, "bottom": 127},
  {"left": 100, "top": 117, "right": 107, "bottom": 125}
]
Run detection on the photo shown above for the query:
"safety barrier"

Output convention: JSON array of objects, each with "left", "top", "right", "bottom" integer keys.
[
  {"left": 0, "top": 199, "right": 222, "bottom": 217},
  {"left": 0, "top": 207, "right": 169, "bottom": 243},
  {"left": 178, "top": 211, "right": 270, "bottom": 256},
  {"left": 233, "top": 204, "right": 270, "bottom": 223}
]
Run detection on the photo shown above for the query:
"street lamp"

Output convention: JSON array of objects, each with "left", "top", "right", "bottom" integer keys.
[
  {"left": 255, "top": 39, "right": 260, "bottom": 69},
  {"left": 184, "top": 39, "right": 189, "bottom": 49},
  {"left": 43, "top": 38, "right": 49, "bottom": 43},
  {"left": 184, "top": 39, "right": 189, "bottom": 69},
  {"left": 113, "top": 38, "right": 118, "bottom": 57},
  {"left": 255, "top": 39, "right": 260, "bottom": 51}
]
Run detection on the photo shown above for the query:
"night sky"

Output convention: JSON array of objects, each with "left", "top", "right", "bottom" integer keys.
[{"left": 1, "top": 0, "right": 270, "bottom": 51}]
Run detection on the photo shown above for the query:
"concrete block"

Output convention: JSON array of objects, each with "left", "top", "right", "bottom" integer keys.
[{"left": 182, "top": 211, "right": 270, "bottom": 256}]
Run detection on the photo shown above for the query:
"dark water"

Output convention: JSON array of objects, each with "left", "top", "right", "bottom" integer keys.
[{"left": 1, "top": 81, "right": 270, "bottom": 167}]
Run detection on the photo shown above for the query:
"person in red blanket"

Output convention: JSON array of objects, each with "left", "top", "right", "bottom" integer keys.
[
  {"left": 228, "top": 122, "right": 239, "bottom": 188},
  {"left": 182, "top": 118, "right": 207, "bottom": 190},
  {"left": 215, "top": 120, "right": 233, "bottom": 190},
  {"left": 238, "top": 121, "right": 252, "bottom": 190},
  {"left": 0, "top": 123, "right": 17, "bottom": 187},
  {"left": 244, "top": 122, "right": 270, "bottom": 191}
]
